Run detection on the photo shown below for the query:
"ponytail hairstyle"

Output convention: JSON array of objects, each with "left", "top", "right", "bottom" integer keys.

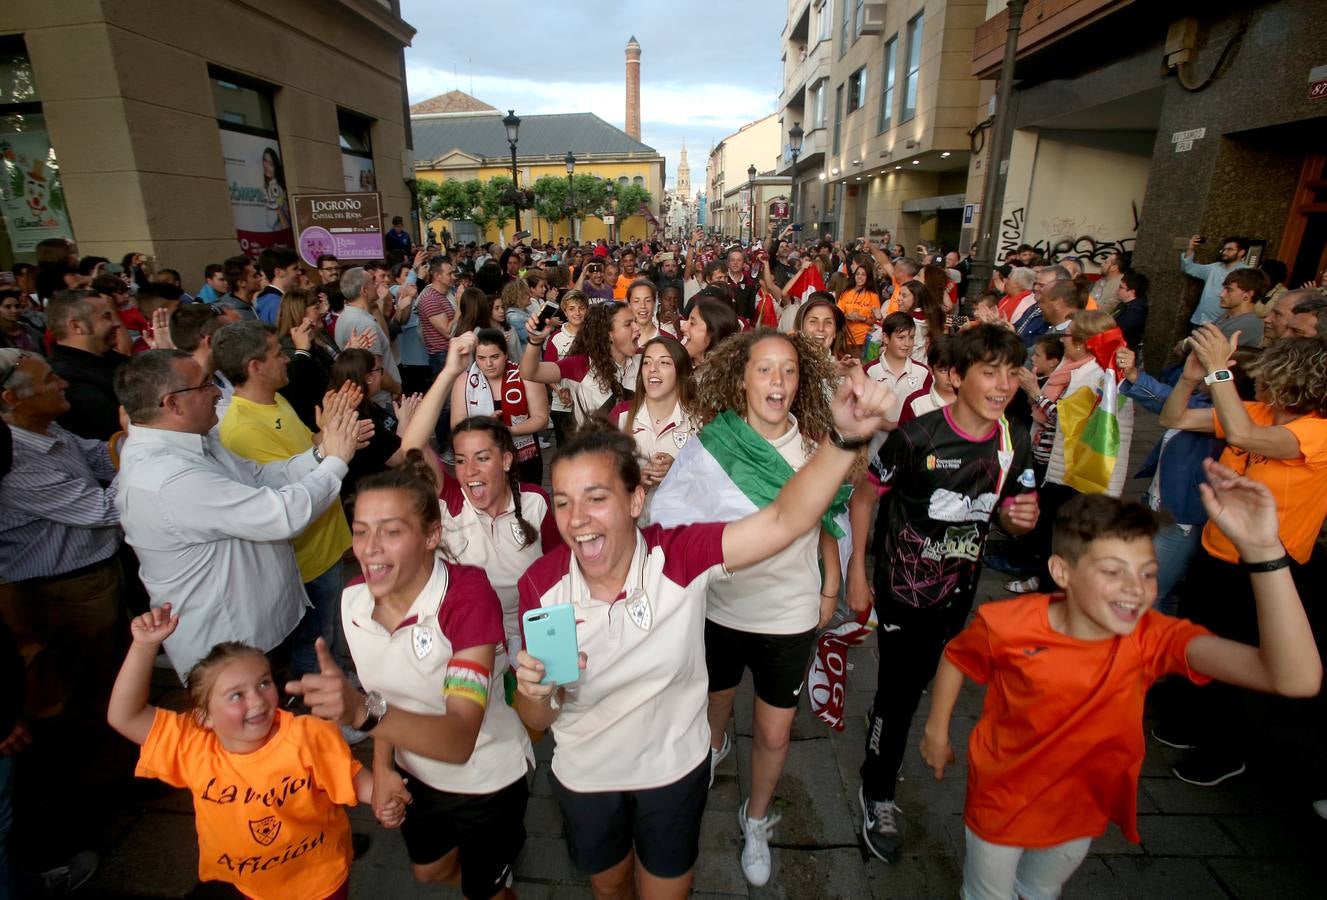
[
  {"left": 451, "top": 416, "right": 538, "bottom": 548},
  {"left": 353, "top": 449, "right": 454, "bottom": 560}
]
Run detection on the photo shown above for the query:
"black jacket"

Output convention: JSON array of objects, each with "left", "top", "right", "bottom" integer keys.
[{"left": 50, "top": 344, "right": 128, "bottom": 440}]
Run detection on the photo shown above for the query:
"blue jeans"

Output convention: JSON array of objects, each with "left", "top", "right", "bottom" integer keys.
[
  {"left": 1153, "top": 521, "right": 1202, "bottom": 616},
  {"left": 290, "top": 563, "right": 345, "bottom": 680}
]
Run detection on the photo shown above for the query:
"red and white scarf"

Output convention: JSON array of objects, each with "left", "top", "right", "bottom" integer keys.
[{"left": 463, "top": 362, "right": 537, "bottom": 461}]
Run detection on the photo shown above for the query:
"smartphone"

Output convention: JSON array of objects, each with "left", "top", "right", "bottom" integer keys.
[
  {"left": 534, "top": 299, "right": 563, "bottom": 331},
  {"left": 522, "top": 605, "right": 580, "bottom": 685}
]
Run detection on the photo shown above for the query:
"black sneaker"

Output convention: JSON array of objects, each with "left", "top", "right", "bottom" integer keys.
[
  {"left": 859, "top": 787, "right": 903, "bottom": 862},
  {"left": 1172, "top": 752, "right": 1246, "bottom": 787},
  {"left": 1150, "top": 725, "right": 1196, "bottom": 750}
]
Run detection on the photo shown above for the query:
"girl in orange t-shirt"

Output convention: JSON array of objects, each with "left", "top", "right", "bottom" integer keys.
[
  {"left": 836, "top": 265, "right": 882, "bottom": 354},
  {"left": 108, "top": 605, "right": 375, "bottom": 900}
]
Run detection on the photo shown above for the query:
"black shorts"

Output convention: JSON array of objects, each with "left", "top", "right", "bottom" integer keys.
[
  {"left": 704, "top": 619, "right": 817, "bottom": 708},
  {"left": 398, "top": 772, "right": 528, "bottom": 900},
  {"left": 549, "top": 755, "right": 709, "bottom": 878}
]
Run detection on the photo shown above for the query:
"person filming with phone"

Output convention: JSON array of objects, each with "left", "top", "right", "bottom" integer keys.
[{"left": 510, "top": 366, "right": 898, "bottom": 900}]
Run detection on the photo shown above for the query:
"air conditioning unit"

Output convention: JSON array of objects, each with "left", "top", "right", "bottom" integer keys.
[{"left": 861, "top": 3, "right": 886, "bottom": 35}]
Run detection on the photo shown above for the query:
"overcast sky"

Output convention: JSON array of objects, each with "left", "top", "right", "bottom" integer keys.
[{"left": 399, "top": 0, "right": 785, "bottom": 195}]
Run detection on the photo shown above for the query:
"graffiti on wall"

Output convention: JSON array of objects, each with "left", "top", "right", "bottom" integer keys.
[{"left": 998, "top": 203, "right": 1138, "bottom": 269}]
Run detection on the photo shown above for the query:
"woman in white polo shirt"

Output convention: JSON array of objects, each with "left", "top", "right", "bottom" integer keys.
[
  {"left": 649, "top": 328, "right": 849, "bottom": 887},
  {"left": 612, "top": 336, "right": 698, "bottom": 506},
  {"left": 519, "top": 302, "right": 640, "bottom": 425},
  {"left": 288, "top": 454, "right": 533, "bottom": 900},
  {"left": 511, "top": 368, "right": 894, "bottom": 900}
]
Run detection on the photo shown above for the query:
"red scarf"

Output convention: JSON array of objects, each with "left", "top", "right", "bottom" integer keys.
[{"left": 464, "top": 362, "right": 537, "bottom": 460}]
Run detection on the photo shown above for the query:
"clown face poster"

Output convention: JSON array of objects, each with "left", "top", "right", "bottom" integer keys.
[{"left": 0, "top": 128, "right": 74, "bottom": 256}]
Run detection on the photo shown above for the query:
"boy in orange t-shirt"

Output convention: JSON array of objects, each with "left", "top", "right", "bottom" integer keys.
[{"left": 918, "top": 463, "right": 1320, "bottom": 900}]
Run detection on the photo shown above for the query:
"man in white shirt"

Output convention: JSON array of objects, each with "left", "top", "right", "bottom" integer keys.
[{"left": 113, "top": 349, "right": 361, "bottom": 679}]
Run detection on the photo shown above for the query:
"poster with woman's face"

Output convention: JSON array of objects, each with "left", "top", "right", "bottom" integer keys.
[{"left": 219, "top": 129, "right": 294, "bottom": 258}]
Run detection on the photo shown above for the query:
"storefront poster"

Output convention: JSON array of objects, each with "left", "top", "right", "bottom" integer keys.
[
  {"left": 0, "top": 130, "right": 75, "bottom": 255},
  {"left": 219, "top": 129, "right": 295, "bottom": 258},
  {"left": 342, "top": 154, "right": 377, "bottom": 193},
  {"left": 291, "top": 192, "right": 384, "bottom": 266}
]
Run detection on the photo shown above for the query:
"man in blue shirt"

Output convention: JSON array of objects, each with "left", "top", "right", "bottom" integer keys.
[
  {"left": 1180, "top": 234, "right": 1248, "bottom": 326},
  {"left": 254, "top": 247, "right": 300, "bottom": 324},
  {"left": 385, "top": 215, "right": 413, "bottom": 257}
]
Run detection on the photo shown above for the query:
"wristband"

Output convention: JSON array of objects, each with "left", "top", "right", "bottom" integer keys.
[
  {"left": 1242, "top": 553, "right": 1290, "bottom": 573},
  {"left": 529, "top": 338, "right": 546, "bottom": 348},
  {"left": 828, "top": 429, "right": 871, "bottom": 451}
]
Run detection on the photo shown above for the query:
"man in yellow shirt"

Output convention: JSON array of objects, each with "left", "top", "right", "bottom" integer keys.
[{"left": 212, "top": 320, "right": 359, "bottom": 691}]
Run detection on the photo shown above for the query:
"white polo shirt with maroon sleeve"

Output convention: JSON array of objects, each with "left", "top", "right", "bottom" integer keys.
[
  {"left": 517, "top": 522, "right": 727, "bottom": 792},
  {"left": 612, "top": 399, "right": 696, "bottom": 461},
  {"left": 553, "top": 353, "right": 642, "bottom": 425},
  {"left": 438, "top": 471, "right": 560, "bottom": 656},
  {"left": 543, "top": 326, "right": 578, "bottom": 413},
  {"left": 343, "top": 558, "right": 532, "bottom": 795}
]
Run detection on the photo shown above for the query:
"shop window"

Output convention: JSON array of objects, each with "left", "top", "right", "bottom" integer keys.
[{"left": 338, "top": 109, "right": 377, "bottom": 192}]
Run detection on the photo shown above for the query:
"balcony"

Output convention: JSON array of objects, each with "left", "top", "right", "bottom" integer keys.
[
  {"left": 782, "top": 51, "right": 830, "bottom": 116},
  {"left": 972, "top": 0, "right": 1136, "bottom": 77},
  {"left": 776, "top": 127, "right": 826, "bottom": 178}
]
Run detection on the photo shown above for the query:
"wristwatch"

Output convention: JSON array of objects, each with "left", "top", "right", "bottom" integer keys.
[
  {"left": 1203, "top": 369, "right": 1233, "bottom": 386},
  {"left": 311, "top": 445, "right": 325, "bottom": 463},
  {"left": 358, "top": 690, "right": 387, "bottom": 732},
  {"left": 828, "top": 428, "right": 871, "bottom": 451}
]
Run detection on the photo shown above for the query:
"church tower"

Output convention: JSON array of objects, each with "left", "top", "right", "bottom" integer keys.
[{"left": 677, "top": 143, "right": 690, "bottom": 197}]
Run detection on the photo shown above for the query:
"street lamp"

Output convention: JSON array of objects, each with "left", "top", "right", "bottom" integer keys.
[
  {"left": 788, "top": 122, "right": 804, "bottom": 241},
  {"left": 564, "top": 151, "right": 576, "bottom": 241},
  {"left": 503, "top": 108, "right": 522, "bottom": 234},
  {"left": 747, "top": 164, "right": 757, "bottom": 246}
]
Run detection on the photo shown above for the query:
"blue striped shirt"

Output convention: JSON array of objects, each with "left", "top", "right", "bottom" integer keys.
[{"left": 0, "top": 422, "right": 120, "bottom": 581}]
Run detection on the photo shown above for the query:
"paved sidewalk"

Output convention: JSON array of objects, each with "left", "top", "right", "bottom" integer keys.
[{"left": 84, "top": 408, "right": 1327, "bottom": 897}]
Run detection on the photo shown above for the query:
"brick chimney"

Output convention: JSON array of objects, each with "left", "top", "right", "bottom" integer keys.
[{"left": 625, "top": 36, "right": 641, "bottom": 141}]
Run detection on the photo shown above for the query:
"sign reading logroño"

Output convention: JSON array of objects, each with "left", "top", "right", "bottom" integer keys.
[{"left": 291, "top": 192, "right": 384, "bottom": 266}]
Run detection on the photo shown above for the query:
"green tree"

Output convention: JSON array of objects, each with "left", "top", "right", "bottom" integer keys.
[
  {"left": 481, "top": 176, "right": 516, "bottom": 231},
  {"left": 418, "top": 178, "right": 491, "bottom": 230},
  {"left": 612, "top": 183, "right": 653, "bottom": 218},
  {"left": 531, "top": 175, "right": 570, "bottom": 225}
]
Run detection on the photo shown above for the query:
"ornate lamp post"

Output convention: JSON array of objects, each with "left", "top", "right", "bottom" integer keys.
[
  {"left": 747, "top": 164, "right": 757, "bottom": 246},
  {"left": 503, "top": 109, "right": 522, "bottom": 234},
  {"left": 564, "top": 151, "right": 576, "bottom": 241},
  {"left": 788, "top": 122, "right": 804, "bottom": 240}
]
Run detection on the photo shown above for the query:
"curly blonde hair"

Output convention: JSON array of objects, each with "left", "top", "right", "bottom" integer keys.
[
  {"left": 694, "top": 328, "right": 836, "bottom": 452},
  {"left": 1250, "top": 336, "right": 1327, "bottom": 416}
]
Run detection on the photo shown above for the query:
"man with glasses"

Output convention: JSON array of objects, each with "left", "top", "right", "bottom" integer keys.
[
  {"left": 0, "top": 348, "right": 126, "bottom": 884},
  {"left": 113, "top": 348, "right": 362, "bottom": 681},
  {"left": 1182, "top": 234, "right": 1249, "bottom": 327},
  {"left": 315, "top": 254, "right": 342, "bottom": 285}
]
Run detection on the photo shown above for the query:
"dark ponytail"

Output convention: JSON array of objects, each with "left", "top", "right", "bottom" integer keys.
[
  {"left": 451, "top": 416, "right": 538, "bottom": 548},
  {"left": 354, "top": 449, "right": 455, "bottom": 560}
]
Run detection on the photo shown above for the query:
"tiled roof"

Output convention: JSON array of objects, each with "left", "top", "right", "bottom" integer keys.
[
  {"left": 412, "top": 112, "right": 659, "bottom": 165},
  {"left": 408, "top": 91, "right": 497, "bottom": 115}
]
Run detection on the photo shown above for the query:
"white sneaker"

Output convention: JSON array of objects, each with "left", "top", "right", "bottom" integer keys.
[
  {"left": 738, "top": 799, "right": 781, "bottom": 886},
  {"left": 709, "top": 732, "right": 731, "bottom": 788}
]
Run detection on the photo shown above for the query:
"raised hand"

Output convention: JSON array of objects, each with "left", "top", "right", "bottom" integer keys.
[
  {"left": 1189, "top": 322, "right": 1237, "bottom": 375},
  {"left": 394, "top": 393, "right": 423, "bottom": 430},
  {"left": 1198, "top": 459, "right": 1282, "bottom": 561},
  {"left": 350, "top": 329, "right": 377, "bottom": 351},
  {"left": 444, "top": 331, "right": 476, "bottom": 376},
  {"left": 144, "top": 307, "right": 175, "bottom": 349},
  {"left": 316, "top": 383, "right": 362, "bottom": 432},
  {"left": 283, "top": 638, "right": 360, "bottom": 727},
  {"left": 289, "top": 319, "right": 314, "bottom": 352},
  {"left": 830, "top": 367, "right": 898, "bottom": 440},
  {"left": 525, "top": 314, "right": 554, "bottom": 344},
  {"left": 130, "top": 603, "right": 179, "bottom": 646},
  {"left": 319, "top": 409, "right": 362, "bottom": 463},
  {"left": 1115, "top": 346, "right": 1138, "bottom": 382}
]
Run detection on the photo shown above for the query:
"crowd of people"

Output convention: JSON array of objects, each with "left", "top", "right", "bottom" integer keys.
[{"left": 1, "top": 225, "right": 1325, "bottom": 900}]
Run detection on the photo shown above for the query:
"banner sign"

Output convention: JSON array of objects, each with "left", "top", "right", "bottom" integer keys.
[
  {"left": 0, "top": 130, "right": 75, "bottom": 255},
  {"left": 219, "top": 129, "right": 295, "bottom": 258},
  {"left": 291, "top": 192, "right": 384, "bottom": 266}
]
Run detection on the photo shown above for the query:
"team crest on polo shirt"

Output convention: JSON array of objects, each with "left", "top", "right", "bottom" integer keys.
[
  {"left": 672, "top": 430, "right": 690, "bottom": 450},
  {"left": 249, "top": 815, "right": 281, "bottom": 846},
  {"left": 412, "top": 625, "right": 434, "bottom": 659},
  {"left": 625, "top": 591, "right": 652, "bottom": 631}
]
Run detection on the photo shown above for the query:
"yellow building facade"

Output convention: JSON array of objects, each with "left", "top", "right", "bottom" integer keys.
[{"left": 411, "top": 98, "right": 666, "bottom": 246}]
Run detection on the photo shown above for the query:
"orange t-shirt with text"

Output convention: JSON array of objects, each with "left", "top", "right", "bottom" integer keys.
[
  {"left": 1204, "top": 402, "right": 1327, "bottom": 564},
  {"left": 837, "top": 288, "right": 881, "bottom": 346},
  {"left": 945, "top": 594, "right": 1211, "bottom": 848},
  {"left": 137, "top": 708, "right": 362, "bottom": 900}
]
